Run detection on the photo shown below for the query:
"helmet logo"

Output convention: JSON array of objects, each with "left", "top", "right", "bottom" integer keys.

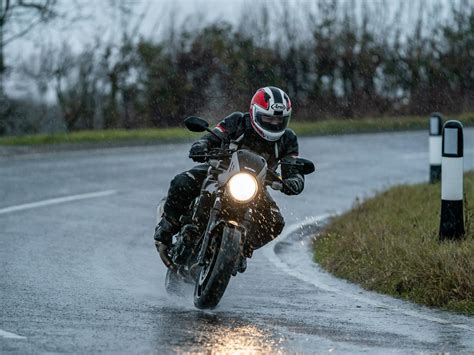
[{"left": 271, "top": 103, "right": 286, "bottom": 111}]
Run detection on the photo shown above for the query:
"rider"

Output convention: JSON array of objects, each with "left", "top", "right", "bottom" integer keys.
[{"left": 154, "top": 86, "right": 305, "bottom": 264}]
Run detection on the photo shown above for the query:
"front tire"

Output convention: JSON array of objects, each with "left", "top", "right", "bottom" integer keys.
[{"left": 194, "top": 225, "right": 241, "bottom": 309}]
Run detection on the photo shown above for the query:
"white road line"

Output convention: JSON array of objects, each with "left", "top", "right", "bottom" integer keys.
[
  {"left": 0, "top": 190, "right": 117, "bottom": 215},
  {"left": 264, "top": 216, "right": 474, "bottom": 333},
  {"left": 0, "top": 329, "right": 26, "bottom": 339}
]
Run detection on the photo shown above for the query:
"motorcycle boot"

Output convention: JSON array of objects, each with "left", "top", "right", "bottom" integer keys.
[{"left": 154, "top": 216, "right": 179, "bottom": 249}]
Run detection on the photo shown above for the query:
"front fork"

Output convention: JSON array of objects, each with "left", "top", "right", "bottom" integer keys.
[
  {"left": 197, "top": 195, "right": 222, "bottom": 265},
  {"left": 241, "top": 208, "right": 253, "bottom": 258},
  {"left": 197, "top": 194, "right": 248, "bottom": 266}
]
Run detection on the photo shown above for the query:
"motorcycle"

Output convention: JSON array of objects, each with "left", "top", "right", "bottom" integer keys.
[{"left": 157, "top": 116, "right": 315, "bottom": 309}]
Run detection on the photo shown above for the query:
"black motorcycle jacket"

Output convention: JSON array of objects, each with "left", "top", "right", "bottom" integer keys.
[{"left": 191, "top": 112, "right": 305, "bottom": 195}]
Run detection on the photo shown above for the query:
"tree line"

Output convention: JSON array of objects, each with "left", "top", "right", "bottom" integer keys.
[{"left": 1, "top": 0, "right": 474, "bottom": 135}]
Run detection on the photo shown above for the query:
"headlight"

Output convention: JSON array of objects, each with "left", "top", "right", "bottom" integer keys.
[{"left": 227, "top": 173, "right": 258, "bottom": 203}]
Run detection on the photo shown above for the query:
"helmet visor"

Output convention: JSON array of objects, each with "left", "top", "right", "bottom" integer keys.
[{"left": 256, "top": 113, "right": 290, "bottom": 132}]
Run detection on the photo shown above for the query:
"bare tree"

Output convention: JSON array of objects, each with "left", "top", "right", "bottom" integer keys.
[{"left": 0, "top": 0, "right": 56, "bottom": 96}]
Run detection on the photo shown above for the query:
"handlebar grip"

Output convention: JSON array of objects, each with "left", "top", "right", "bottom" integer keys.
[
  {"left": 271, "top": 181, "right": 283, "bottom": 191},
  {"left": 189, "top": 154, "right": 208, "bottom": 158},
  {"left": 189, "top": 154, "right": 209, "bottom": 163},
  {"left": 282, "top": 180, "right": 297, "bottom": 194}
]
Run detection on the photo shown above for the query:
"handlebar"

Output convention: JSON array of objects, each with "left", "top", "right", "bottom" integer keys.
[
  {"left": 190, "top": 151, "right": 300, "bottom": 195},
  {"left": 189, "top": 148, "right": 234, "bottom": 161},
  {"left": 266, "top": 168, "right": 298, "bottom": 194},
  {"left": 189, "top": 153, "right": 232, "bottom": 160}
]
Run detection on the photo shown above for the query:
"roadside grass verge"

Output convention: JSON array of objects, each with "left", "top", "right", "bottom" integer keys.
[
  {"left": 1, "top": 113, "right": 473, "bottom": 146},
  {"left": 314, "top": 171, "right": 474, "bottom": 315},
  {"left": 0, "top": 127, "right": 201, "bottom": 146},
  {"left": 293, "top": 112, "right": 474, "bottom": 137}
]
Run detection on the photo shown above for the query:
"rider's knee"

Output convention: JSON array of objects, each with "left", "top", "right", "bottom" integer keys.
[
  {"left": 271, "top": 209, "right": 285, "bottom": 236},
  {"left": 170, "top": 172, "right": 195, "bottom": 192},
  {"left": 274, "top": 216, "right": 285, "bottom": 236},
  {"left": 249, "top": 218, "right": 284, "bottom": 252}
]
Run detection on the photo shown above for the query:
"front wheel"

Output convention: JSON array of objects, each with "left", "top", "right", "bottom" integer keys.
[{"left": 194, "top": 225, "right": 241, "bottom": 309}]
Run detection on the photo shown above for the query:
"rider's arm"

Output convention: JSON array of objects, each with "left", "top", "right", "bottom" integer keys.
[
  {"left": 189, "top": 112, "right": 244, "bottom": 161},
  {"left": 280, "top": 129, "right": 305, "bottom": 195},
  {"left": 198, "top": 112, "right": 244, "bottom": 149}
]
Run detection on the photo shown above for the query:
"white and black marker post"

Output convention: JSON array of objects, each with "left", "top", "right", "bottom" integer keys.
[
  {"left": 439, "top": 120, "right": 464, "bottom": 241},
  {"left": 429, "top": 113, "right": 443, "bottom": 183}
]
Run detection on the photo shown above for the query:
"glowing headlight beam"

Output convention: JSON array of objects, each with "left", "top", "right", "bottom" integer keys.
[{"left": 227, "top": 173, "right": 258, "bottom": 203}]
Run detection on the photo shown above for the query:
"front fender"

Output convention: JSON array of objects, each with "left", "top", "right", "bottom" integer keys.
[
  {"left": 198, "top": 219, "right": 246, "bottom": 265},
  {"left": 212, "top": 219, "right": 246, "bottom": 238}
]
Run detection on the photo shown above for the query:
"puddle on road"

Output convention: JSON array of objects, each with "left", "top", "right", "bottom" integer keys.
[{"left": 153, "top": 309, "right": 285, "bottom": 354}]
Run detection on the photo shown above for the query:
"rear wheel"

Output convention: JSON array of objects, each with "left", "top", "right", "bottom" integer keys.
[{"left": 194, "top": 225, "right": 241, "bottom": 309}]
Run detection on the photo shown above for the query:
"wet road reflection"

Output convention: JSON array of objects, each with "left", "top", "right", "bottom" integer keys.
[
  {"left": 3, "top": 130, "right": 474, "bottom": 352},
  {"left": 154, "top": 308, "right": 284, "bottom": 354}
]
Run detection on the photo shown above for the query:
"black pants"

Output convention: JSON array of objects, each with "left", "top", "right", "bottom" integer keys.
[{"left": 163, "top": 165, "right": 285, "bottom": 252}]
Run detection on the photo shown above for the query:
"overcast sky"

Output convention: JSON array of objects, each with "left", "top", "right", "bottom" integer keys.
[
  {"left": 5, "top": 0, "right": 247, "bottom": 96},
  {"left": 9, "top": 0, "right": 456, "bottom": 59},
  {"left": 9, "top": 0, "right": 242, "bottom": 57},
  {"left": 5, "top": 0, "right": 461, "bottom": 98}
]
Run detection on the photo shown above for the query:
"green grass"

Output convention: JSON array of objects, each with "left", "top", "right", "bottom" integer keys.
[
  {"left": 0, "top": 127, "right": 201, "bottom": 146},
  {"left": 292, "top": 113, "right": 474, "bottom": 137},
  {"left": 314, "top": 172, "right": 474, "bottom": 315},
  {"left": 1, "top": 113, "right": 473, "bottom": 146}
]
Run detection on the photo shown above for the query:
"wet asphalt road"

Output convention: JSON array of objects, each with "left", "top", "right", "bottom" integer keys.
[{"left": 1, "top": 129, "right": 473, "bottom": 353}]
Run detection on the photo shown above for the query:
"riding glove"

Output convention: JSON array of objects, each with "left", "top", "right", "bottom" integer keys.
[
  {"left": 282, "top": 175, "right": 304, "bottom": 195},
  {"left": 189, "top": 141, "right": 208, "bottom": 162}
]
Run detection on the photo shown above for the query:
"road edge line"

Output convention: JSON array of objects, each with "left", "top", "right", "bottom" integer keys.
[
  {"left": 263, "top": 215, "right": 473, "bottom": 333},
  {"left": 0, "top": 329, "right": 27, "bottom": 339},
  {"left": 0, "top": 190, "right": 117, "bottom": 215}
]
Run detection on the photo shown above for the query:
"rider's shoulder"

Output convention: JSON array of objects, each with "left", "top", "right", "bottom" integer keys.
[
  {"left": 222, "top": 111, "right": 245, "bottom": 123},
  {"left": 282, "top": 128, "right": 298, "bottom": 140},
  {"left": 220, "top": 112, "right": 247, "bottom": 133}
]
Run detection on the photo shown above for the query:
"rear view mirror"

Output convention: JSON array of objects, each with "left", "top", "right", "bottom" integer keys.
[
  {"left": 184, "top": 116, "right": 209, "bottom": 132},
  {"left": 297, "top": 158, "right": 315, "bottom": 175},
  {"left": 281, "top": 157, "right": 315, "bottom": 175}
]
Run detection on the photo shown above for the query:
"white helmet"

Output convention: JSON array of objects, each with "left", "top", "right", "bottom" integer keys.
[{"left": 249, "top": 86, "right": 292, "bottom": 141}]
